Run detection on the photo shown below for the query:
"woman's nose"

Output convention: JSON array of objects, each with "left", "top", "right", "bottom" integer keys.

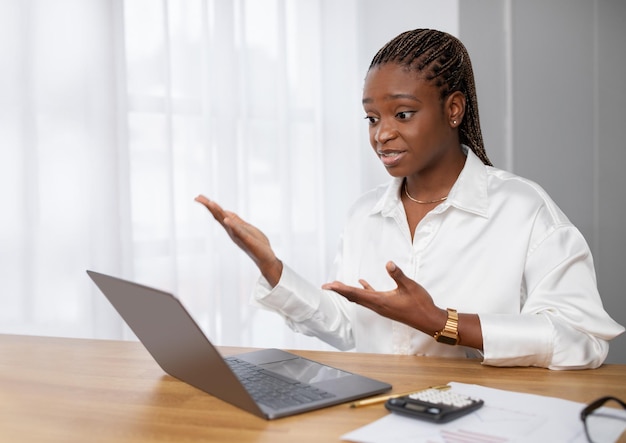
[{"left": 374, "top": 120, "right": 397, "bottom": 144}]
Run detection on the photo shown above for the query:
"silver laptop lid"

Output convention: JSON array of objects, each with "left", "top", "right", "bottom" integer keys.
[{"left": 87, "top": 270, "right": 263, "bottom": 417}]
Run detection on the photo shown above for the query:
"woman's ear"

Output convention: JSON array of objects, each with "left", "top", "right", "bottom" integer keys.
[{"left": 446, "top": 91, "right": 466, "bottom": 128}]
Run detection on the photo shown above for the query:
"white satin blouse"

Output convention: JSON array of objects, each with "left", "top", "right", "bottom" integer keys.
[{"left": 253, "top": 149, "right": 624, "bottom": 369}]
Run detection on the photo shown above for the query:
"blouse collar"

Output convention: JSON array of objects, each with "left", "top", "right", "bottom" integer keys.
[{"left": 372, "top": 146, "right": 490, "bottom": 219}]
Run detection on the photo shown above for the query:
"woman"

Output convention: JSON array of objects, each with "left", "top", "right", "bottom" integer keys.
[{"left": 196, "top": 29, "right": 623, "bottom": 369}]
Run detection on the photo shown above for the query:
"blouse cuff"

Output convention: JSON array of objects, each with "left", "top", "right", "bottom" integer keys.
[
  {"left": 480, "top": 313, "right": 553, "bottom": 367},
  {"left": 253, "top": 264, "right": 320, "bottom": 322}
]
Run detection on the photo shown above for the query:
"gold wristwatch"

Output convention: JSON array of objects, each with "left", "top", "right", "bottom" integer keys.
[{"left": 434, "top": 308, "right": 459, "bottom": 345}]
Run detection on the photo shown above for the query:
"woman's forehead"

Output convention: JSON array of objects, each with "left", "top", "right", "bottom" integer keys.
[{"left": 362, "top": 64, "right": 437, "bottom": 103}]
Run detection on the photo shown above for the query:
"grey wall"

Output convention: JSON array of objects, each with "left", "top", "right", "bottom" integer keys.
[
  {"left": 596, "top": 0, "right": 626, "bottom": 364},
  {"left": 460, "top": 0, "right": 626, "bottom": 363}
]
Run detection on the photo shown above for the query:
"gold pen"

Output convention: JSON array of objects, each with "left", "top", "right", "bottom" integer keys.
[{"left": 349, "top": 384, "right": 450, "bottom": 408}]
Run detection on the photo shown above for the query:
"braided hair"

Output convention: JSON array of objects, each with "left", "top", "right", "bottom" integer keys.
[{"left": 369, "top": 29, "right": 492, "bottom": 166}]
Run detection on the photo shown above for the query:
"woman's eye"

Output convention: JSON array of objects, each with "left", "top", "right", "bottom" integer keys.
[
  {"left": 364, "top": 116, "right": 378, "bottom": 125},
  {"left": 396, "top": 111, "right": 415, "bottom": 120}
]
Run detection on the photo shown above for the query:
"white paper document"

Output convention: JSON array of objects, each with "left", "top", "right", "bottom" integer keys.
[{"left": 342, "top": 382, "right": 626, "bottom": 443}]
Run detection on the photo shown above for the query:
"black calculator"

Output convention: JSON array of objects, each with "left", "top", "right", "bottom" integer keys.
[{"left": 385, "top": 387, "right": 484, "bottom": 423}]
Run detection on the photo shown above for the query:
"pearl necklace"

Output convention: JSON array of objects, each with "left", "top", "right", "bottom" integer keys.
[{"left": 403, "top": 181, "right": 448, "bottom": 204}]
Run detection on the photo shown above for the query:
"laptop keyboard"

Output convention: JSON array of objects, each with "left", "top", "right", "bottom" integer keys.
[{"left": 226, "top": 357, "right": 335, "bottom": 410}]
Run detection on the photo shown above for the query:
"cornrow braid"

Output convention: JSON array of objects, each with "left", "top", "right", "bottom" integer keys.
[{"left": 369, "top": 29, "right": 492, "bottom": 166}]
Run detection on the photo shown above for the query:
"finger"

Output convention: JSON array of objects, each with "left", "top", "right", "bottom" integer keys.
[
  {"left": 321, "top": 280, "right": 342, "bottom": 291},
  {"left": 195, "top": 195, "right": 229, "bottom": 226},
  {"left": 222, "top": 216, "right": 248, "bottom": 242},
  {"left": 385, "top": 261, "right": 410, "bottom": 290},
  {"left": 223, "top": 213, "right": 256, "bottom": 239},
  {"left": 194, "top": 194, "right": 210, "bottom": 205},
  {"left": 322, "top": 281, "right": 371, "bottom": 304},
  {"left": 222, "top": 211, "right": 244, "bottom": 226},
  {"left": 358, "top": 279, "right": 374, "bottom": 290},
  {"left": 195, "top": 194, "right": 216, "bottom": 212},
  {"left": 322, "top": 281, "right": 357, "bottom": 297}
]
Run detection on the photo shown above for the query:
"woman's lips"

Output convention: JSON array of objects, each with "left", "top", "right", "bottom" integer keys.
[{"left": 378, "top": 150, "right": 406, "bottom": 167}]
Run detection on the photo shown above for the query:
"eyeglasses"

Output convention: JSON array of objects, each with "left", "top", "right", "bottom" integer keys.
[{"left": 580, "top": 396, "right": 626, "bottom": 443}]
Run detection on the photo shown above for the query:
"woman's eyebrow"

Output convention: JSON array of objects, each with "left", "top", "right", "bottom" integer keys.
[{"left": 362, "top": 93, "right": 421, "bottom": 105}]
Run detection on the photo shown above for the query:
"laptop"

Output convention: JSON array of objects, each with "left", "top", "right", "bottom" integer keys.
[{"left": 86, "top": 270, "right": 391, "bottom": 419}]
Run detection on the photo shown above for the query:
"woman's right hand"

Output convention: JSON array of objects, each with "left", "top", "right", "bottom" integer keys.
[{"left": 195, "top": 195, "right": 283, "bottom": 287}]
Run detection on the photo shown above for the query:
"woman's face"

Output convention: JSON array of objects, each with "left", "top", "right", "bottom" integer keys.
[{"left": 362, "top": 63, "right": 459, "bottom": 179}]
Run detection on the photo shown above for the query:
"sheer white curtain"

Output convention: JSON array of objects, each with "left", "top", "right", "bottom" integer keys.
[
  {"left": 0, "top": 0, "right": 366, "bottom": 351},
  {"left": 1, "top": 0, "right": 456, "bottom": 350},
  {"left": 0, "top": 0, "right": 127, "bottom": 339}
]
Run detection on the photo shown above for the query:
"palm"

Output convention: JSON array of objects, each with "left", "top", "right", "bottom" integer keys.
[
  {"left": 323, "top": 262, "right": 443, "bottom": 334},
  {"left": 195, "top": 195, "right": 280, "bottom": 280}
]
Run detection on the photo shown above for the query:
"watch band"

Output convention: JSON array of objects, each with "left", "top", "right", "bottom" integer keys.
[{"left": 434, "top": 308, "right": 459, "bottom": 345}]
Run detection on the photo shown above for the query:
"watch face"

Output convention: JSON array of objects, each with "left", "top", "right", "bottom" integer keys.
[{"left": 436, "top": 334, "right": 458, "bottom": 346}]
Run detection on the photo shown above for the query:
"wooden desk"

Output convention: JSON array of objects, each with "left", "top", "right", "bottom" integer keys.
[{"left": 1, "top": 334, "right": 625, "bottom": 442}]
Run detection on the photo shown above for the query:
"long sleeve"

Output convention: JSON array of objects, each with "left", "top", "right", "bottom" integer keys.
[
  {"left": 481, "top": 224, "right": 622, "bottom": 369},
  {"left": 252, "top": 263, "right": 356, "bottom": 351}
]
